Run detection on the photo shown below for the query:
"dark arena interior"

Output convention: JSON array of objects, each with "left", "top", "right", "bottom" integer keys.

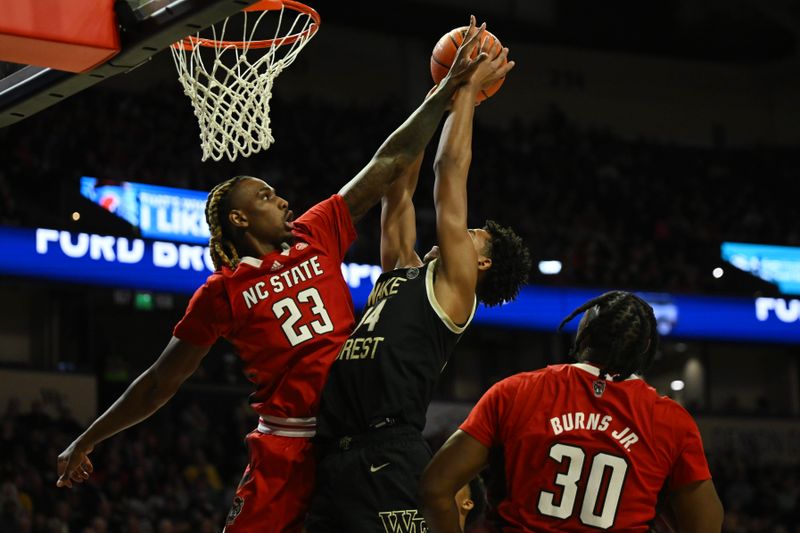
[{"left": 1, "top": 1, "right": 800, "bottom": 531}]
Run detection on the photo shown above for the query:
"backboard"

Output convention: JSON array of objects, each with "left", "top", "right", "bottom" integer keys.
[{"left": 0, "top": 0, "right": 261, "bottom": 127}]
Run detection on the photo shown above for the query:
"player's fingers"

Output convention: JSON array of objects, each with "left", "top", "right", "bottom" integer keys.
[
  {"left": 498, "top": 60, "right": 516, "bottom": 78},
  {"left": 462, "top": 16, "right": 477, "bottom": 42},
  {"left": 56, "top": 455, "right": 71, "bottom": 487},
  {"left": 76, "top": 457, "right": 93, "bottom": 480},
  {"left": 490, "top": 41, "right": 504, "bottom": 61},
  {"left": 58, "top": 453, "right": 85, "bottom": 483},
  {"left": 462, "top": 22, "right": 486, "bottom": 53},
  {"left": 463, "top": 56, "right": 487, "bottom": 77},
  {"left": 473, "top": 52, "right": 489, "bottom": 65},
  {"left": 494, "top": 47, "right": 509, "bottom": 65}
]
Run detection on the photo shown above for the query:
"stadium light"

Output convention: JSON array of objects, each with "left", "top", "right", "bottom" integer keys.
[
  {"left": 670, "top": 379, "right": 685, "bottom": 391},
  {"left": 712, "top": 267, "right": 724, "bottom": 279},
  {"left": 538, "top": 260, "right": 562, "bottom": 275}
]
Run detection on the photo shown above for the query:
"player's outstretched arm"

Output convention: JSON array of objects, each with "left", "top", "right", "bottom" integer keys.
[
  {"left": 56, "top": 337, "right": 209, "bottom": 488},
  {"left": 432, "top": 44, "right": 514, "bottom": 323},
  {"left": 338, "top": 16, "right": 488, "bottom": 224},
  {"left": 669, "top": 479, "right": 724, "bottom": 533},
  {"left": 380, "top": 150, "right": 424, "bottom": 271},
  {"left": 421, "top": 430, "right": 489, "bottom": 533}
]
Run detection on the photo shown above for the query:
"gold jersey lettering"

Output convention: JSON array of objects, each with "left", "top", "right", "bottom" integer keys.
[
  {"left": 336, "top": 336, "right": 385, "bottom": 360},
  {"left": 367, "top": 276, "right": 408, "bottom": 307}
]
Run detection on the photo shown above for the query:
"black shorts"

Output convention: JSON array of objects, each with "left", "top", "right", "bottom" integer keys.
[{"left": 306, "top": 425, "right": 432, "bottom": 533}]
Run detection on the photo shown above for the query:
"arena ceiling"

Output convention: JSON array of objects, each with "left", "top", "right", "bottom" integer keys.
[{"left": 332, "top": 0, "right": 799, "bottom": 64}]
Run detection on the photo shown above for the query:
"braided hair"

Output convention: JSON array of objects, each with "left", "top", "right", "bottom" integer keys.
[
  {"left": 558, "top": 291, "right": 658, "bottom": 378},
  {"left": 205, "top": 176, "right": 247, "bottom": 271}
]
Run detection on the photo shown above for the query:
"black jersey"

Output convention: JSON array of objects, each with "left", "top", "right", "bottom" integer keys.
[{"left": 317, "top": 259, "right": 476, "bottom": 438}]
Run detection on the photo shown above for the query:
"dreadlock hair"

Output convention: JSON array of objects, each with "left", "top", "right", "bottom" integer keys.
[
  {"left": 476, "top": 220, "right": 532, "bottom": 307},
  {"left": 465, "top": 475, "right": 488, "bottom": 528},
  {"left": 558, "top": 291, "right": 659, "bottom": 378},
  {"left": 206, "top": 176, "right": 248, "bottom": 271}
]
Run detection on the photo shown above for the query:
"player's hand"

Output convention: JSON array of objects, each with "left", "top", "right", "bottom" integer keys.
[
  {"left": 56, "top": 440, "right": 95, "bottom": 488},
  {"left": 468, "top": 43, "right": 515, "bottom": 97},
  {"left": 439, "top": 16, "right": 488, "bottom": 90}
]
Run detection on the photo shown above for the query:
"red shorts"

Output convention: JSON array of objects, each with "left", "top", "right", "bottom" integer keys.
[{"left": 223, "top": 430, "right": 316, "bottom": 533}]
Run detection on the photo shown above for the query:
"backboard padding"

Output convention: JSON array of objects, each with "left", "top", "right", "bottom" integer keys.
[{"left": 0, "top": 0, "right": 261, "bottom": 127}]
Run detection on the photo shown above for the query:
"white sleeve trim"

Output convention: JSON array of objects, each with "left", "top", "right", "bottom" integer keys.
[
  {"left": 240, "top": 256, "right": 263, "bottom": 268},
  {"left": 425, "top": 258, "right": 477, "bottom": 334},
  {"left": 571, "top": 363, "right": 640, "bottom": 382}
]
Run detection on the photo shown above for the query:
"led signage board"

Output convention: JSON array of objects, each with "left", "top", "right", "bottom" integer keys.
[
  {"left": 1, "top": 227, "right": 798, "bottom": 343},
  {"left": 80, "top": 177, "right": 210, "bottom": 244},
  {"left": 722, "top": 242, "right": 800, "bottom": 295}
]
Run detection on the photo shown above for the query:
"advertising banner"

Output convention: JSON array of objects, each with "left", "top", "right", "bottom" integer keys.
[
  {"left": 80, "top": 177, "right": 210, "bottom": 244},
  {"left": 722, "top": 241, "right": 800, "bottom": 296},
  {"left": 1, "top": 226, "right": 799, "bottom": 343}
]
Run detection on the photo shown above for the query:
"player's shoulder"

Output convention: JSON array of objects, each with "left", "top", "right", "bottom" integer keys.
[
  {"left": 490, "top": 366, "right": 557, "bottom": 395},
  {"left": 530, "top": 363, "right": 589, "bottom": 384},
  {"left": 181, "top": 270, "right": 233, "bottom": 325},
  {"left": 481, "top": 365, "right": 582, "bottom": 403},
  {"left": 296, "top": 194, "right": 347, "bottom": 224},
  {"left": 649, "top": 392, "right": 701, "bottom": 442},
  {"left": 501, "top": 364, "right": 576, "bottom": 383},
  {"left": 653, "top": 393, "right": 696, "bottom": 422},
  {"left": 547, "top": 363, "right": 580, "bottom": 376},
  {"left": 197, "top": 269, "right": 227, "bottom": 290},
  {"left": 202, "top": 263, "right": 243, "bottom": 289},
  {"left": 195, "top": 266, "right": 252, "bottom": 303},
  {"left": 291, "top": 194, "right": 350, "bottom": 242}
]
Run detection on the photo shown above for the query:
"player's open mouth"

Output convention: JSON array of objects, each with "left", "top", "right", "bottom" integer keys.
[{"left": 284, "top": 210, "right": 295, "bottom": 230}]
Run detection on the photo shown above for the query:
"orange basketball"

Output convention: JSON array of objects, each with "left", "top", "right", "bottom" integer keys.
[{"left": 430, "top": 26, "right": 506, "bottom": 103}]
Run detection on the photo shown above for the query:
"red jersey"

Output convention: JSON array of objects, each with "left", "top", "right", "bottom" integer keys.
[
  {"left": 460, "top": 363, "right": 711, "bottom": 532},
  {"left": 174, "top": 195, "right": 357, "bottom": 419}
]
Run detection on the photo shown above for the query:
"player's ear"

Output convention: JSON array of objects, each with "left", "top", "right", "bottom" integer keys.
[
  {"left": 461, "top": 498, "right": 474, "bottom": 511},
  {"left": 477, "top": 256, "right": 492, "bottom": 271},
  {"left": 229, "top": 209, "right": 248, "bottom": 228}
]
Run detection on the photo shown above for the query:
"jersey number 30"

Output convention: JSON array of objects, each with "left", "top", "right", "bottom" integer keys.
[
  {"left": 272, "top": 288, "right": 334, "bottom": 346},
  {"left": 538, "top": 443, "right": 628, "bottom": 530}
]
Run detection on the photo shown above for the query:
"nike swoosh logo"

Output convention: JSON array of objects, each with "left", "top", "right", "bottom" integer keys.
[{"left": 370, "top": 462, "right": 391, "bottom": 473}]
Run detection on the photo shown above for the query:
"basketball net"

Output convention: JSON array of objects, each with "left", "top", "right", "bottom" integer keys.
[{"left": 171, "top": 1, "right": 319, "bottom": 162}]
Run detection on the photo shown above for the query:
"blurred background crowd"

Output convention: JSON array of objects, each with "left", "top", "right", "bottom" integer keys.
[
  {"left": 1, "top": 399, "right": 798, "bottom": 532},
  {"left": 1, "top": 88, "right": 798, "bottom": 296}
]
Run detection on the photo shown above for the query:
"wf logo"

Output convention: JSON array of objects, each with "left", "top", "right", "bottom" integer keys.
[{"left": 379, "top": 510, "right": 428, "bottom": 533}]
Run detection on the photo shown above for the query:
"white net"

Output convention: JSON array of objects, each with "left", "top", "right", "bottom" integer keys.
[{"left": 171, "top": 4, "right": 318, "bottom": 162}]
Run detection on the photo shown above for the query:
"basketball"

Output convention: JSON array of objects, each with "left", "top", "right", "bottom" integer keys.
[{"left": 430, "top": 26, "right": 507, "bottom": 103}]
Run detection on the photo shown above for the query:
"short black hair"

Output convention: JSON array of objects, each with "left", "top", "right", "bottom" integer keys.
[
  {"left": 465, "top": 476, "right": 487, "bottom": 528},
  {"left": 476, "top": 220, "right": 531, "bottom": 307},
  {"left": 558, "top": 291, "right": 658, "bottom": 377}
]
